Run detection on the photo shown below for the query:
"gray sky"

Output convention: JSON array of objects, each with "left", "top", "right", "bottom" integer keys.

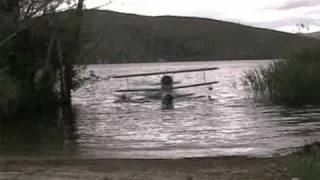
[{"left": 86, "top": 0, "right": 320, "bottom": 33}]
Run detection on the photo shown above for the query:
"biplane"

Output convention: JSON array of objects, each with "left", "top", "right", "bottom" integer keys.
[{"left": 112, "top": 67, "right": 219, "bottom": 109}]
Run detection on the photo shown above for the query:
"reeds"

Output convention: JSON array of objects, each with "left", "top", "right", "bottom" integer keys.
[{"left": 242, "top": 49, "right": 320, "bottom": 106}]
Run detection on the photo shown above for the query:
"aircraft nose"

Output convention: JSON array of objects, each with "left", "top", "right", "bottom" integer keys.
[{"left": 161, "top": 75, "right": 173, "bottom": 87}]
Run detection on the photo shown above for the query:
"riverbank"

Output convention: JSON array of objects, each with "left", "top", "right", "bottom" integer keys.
[{"left": 0, "top": 155, "right": 298, "bottom": 180}]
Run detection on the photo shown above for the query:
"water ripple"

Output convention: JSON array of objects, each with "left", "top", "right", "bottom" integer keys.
[
  {"left": 2, "top": 60, "right": 320, "bottom": 159},
  {"left": 69, "top": 60, "right": 320, "bottom": 158}
]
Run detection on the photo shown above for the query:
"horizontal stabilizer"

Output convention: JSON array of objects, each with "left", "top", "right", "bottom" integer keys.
[{"left": 112, "top": 67, "right": 219, "bottom": 78}]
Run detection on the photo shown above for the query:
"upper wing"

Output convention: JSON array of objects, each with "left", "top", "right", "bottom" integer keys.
[{"left": 112, "top": 67, "right": 219, "bottom": 78}]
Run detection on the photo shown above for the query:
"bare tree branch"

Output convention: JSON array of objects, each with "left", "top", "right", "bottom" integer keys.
[
  {"left": 87, "top": 0, "right": 112, "bottom": 10},
  {"left": 24, "top": 1, "right": 36, "bottom": 17},
  {"left": 0, "top": 0, "right": 78, "bottom": 48},
  {"left": 0, "top": 26, "right": 27, "bottom": 48}
]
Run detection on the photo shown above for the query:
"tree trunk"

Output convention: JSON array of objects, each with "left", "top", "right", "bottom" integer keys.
[
  {"left": 56, "top": 35, "right": 73, "bottom": 120},
  {"left": 57, "top": 0, "right": 85, "bottom": 121}
]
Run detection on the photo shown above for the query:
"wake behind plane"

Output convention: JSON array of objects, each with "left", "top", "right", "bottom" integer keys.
[{"left": 112, "top": 67, "right": 219, "bottom": 109}]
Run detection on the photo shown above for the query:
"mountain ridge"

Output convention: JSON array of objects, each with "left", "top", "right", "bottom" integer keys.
[
  {"left": 69, "top": 10, "right": 320, "bottom": 63},
  {"left": 303, "top": 31, "right": 320, "bottom": 39}
]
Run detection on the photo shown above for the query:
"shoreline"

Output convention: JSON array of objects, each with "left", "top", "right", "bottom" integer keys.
[
  {"left": 87, "top": 58, "right": 275, "bottom": 65},
  {"left": 1, "top": 144, "right": 318, "bottom": 180},
  {"left": 0, "top": 154, "right": 295, "bottom": 180}
]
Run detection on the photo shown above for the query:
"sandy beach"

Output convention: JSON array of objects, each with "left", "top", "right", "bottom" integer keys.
[{"left": 0, "top": 155, "right": 295, "bottom": 180}]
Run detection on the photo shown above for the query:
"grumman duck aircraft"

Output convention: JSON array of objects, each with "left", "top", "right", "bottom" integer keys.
[{"left": 112, "top": 67, "right": 219, "bottom": 109}]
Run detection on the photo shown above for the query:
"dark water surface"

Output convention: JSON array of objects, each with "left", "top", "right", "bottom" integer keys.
[{"left": 1, "top": 60, "right": 320, "bottom": 159}]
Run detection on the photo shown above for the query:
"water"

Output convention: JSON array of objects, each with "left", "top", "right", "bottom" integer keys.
[{"left": 1, "top": 60, "right": 320, "bottom": 159}]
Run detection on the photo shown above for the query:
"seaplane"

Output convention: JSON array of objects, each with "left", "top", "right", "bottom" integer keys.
[{"left": 112, "top": 67, "right": 219, "bottom": 109}]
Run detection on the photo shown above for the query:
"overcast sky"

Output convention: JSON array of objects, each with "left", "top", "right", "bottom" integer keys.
[{"left": 85, "top": 0, "right": 320, "bottom": 33}]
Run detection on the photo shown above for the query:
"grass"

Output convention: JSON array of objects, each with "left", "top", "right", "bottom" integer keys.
[
  {"left": 287, "top": 142, "right": 320, "bottom": 180},
  {"left": 242, "top": 49, "right": 320, "bottom": 107}
]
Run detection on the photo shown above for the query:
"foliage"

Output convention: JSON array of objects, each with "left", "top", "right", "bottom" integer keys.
[
  {"left": 0, "top": 0, "right": 86, "bottom": 120},
  {"left": 0, "top": 68, "right": 20, "bottom": 115},
  {"left": 242, "top": 49, "right": 320, "bottom": 106},
  {"left": 0, "top": 25, "right": 58, "bottom": 117}
]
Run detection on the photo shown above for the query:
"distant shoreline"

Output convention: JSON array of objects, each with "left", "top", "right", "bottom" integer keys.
[{"left": 89, "top": 58, "right": 276, "bottom": 65}]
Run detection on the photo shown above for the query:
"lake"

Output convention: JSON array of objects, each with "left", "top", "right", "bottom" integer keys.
[{"left": 1, "top": 60, "right": 320, "bottom": 159}]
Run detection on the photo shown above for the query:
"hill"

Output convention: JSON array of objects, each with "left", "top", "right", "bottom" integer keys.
[
  {"left": 63, "top": 10, "right": 320, "bottom": 63},
  {"left": 303, "top": 31, "right": 320, "bottom": 39}
]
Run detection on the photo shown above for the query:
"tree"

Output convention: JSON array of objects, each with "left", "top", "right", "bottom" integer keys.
[{"left": 0, "top": 0, "right": 85, "bottom": 121}]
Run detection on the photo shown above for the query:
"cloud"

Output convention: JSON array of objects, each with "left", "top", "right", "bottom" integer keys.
[
  {"left": 306, "top": 5, "right": 320, "bottom": 14},
  {"left": 88, "top": 0, "right": 320, "bottom": 33},
  {"left": 267, "top": 0, "right": 320, "bottom": 10}
]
